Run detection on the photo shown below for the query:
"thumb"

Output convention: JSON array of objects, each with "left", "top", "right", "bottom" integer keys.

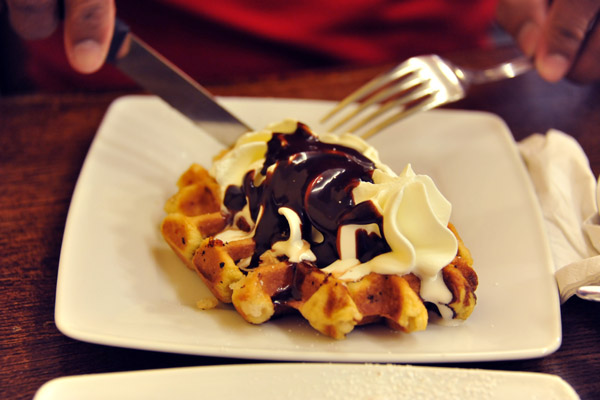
[{"left": 63, "top": 0, "right": 115, "bottom": 74}]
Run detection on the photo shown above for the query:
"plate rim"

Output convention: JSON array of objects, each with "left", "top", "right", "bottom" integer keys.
[{"left": 34, "top": 363, "right": 580, "bottom": 400}]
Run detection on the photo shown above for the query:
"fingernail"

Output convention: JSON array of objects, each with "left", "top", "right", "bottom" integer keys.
[
  {"left": 71, "top": 40, "right": 104, "bottom": 73},
  {"left": 537, "top": 53, "right": 570, "bottom": 82},
  {"left": 517, "top": 22, "right": 541, "bottom": 57}
]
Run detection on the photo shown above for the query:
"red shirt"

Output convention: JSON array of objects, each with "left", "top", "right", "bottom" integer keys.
[{"left": 24, "top": 0, "right": 498, "bottom": 91}]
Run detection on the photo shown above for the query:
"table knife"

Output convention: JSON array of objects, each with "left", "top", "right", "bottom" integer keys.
[{"left": 107, "top": 18, "right": 251, "bottom": 147}]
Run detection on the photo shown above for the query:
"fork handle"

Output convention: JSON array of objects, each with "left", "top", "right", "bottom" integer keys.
[{"left": 464, "top": 56, "right": 533, "bottom": 85}]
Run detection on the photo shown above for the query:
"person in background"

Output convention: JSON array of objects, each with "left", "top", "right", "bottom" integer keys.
[
  {"left": 0, "top": 0, "right": 497, "bottom": 91},
  {"left": 2, "top": 0, "right": 599, "bottom": 93}
]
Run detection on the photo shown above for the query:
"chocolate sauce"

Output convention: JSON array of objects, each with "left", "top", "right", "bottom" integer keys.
[
  {"left": 343, "top": 201, "right": 391, "bottom": 262},
  {"left": 223, "top": 186, "right": 246, "bottom": 212},
  {"left": 223, "top": 122, "right": 388, "bottom": 268}
]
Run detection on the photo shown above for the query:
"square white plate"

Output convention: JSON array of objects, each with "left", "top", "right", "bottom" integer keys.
[
  {"left": 34, "top": 363, "right": 579, "bottom": 400},
  {"left": 55, "top": 96, "right": 561, "bottom": 363}
]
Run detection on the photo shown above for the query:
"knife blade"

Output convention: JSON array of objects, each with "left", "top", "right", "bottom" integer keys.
[{"left": 107, "top": 18, "right": 251, "bottom": 147}]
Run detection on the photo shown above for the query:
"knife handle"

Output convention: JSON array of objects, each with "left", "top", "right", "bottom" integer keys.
[{"left": 107, "top": 18, "right": 131, "bottom": 64}]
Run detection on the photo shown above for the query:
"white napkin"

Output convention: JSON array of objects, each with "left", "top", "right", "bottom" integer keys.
[{"left": 518, "top": 129, "right": 600, "bottom": 303}]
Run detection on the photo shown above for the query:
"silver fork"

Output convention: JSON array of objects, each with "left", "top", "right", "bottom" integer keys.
[{"left": 321, "top": 54, "right": 532, "bottom": 139}]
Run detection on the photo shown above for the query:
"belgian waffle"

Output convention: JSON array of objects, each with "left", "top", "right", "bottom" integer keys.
[{"left": 161, "top": 159, "right": 477, "bottom": 339}]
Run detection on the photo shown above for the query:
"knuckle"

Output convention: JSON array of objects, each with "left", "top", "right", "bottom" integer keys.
[
  {"left": 68, "top": 0, "right": 111, "bottom": 21},
  {"left": 6, "top": 0, "right": 58, "bottom": 39},
  {"left": 546, "top": 0, "right": 600, "bottom": 53},
  {"left": 546, "top": 20, "right": 588, "bottom": 54},
  {"left": 65, "top": 0, "right": 113, "bottom": 37},
  {"left": 8, "top": 0, "right": 55, "bottom": 13}
]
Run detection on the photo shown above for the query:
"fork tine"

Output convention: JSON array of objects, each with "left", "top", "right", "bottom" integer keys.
[
  {"left": 320, "top": 61, "right": 416, "bottom": 123},
  {"left": 360, "top": 95, "right": 440, "bottom": 139},
  {"left": 327, "top": 73, "right": 425, "bottom": 132},
  {"left": 345, "top": 83, "right": 437, "bottom": 133},
  {"left": 324, "top": 54, "right": 532, "bottom": 139}
]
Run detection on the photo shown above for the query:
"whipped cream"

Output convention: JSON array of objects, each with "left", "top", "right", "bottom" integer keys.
[{"left": 211, "top": 119, "right": 459, "bottom": 320}]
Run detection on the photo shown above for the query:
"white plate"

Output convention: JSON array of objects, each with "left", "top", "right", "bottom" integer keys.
[
  {"left": 34, "top": 363, "right": 579, "bottom": 400},
  {"left": 55, "top": 96, "right": 561, "bottom": 362}
]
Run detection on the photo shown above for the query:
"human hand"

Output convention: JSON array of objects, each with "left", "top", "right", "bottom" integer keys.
[
  {"left": 497, "top": 0, "right": 600, "bottom": 83},
  {"left": 6, "top": 0, "right": 115, "bottom": 73}
]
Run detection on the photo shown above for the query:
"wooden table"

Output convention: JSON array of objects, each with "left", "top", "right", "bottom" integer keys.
[{"left": 2, "top": 51, "right": 600, "bottom": 399}]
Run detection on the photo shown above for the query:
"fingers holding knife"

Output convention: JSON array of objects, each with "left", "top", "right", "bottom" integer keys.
[
  {"left": 6, "top": 0, "right": 115, "bottom": 73},
  {"left": 63, "top": 0, "right": 115, "bottom": 73},
  {"left": 5, "top": 0, "right": 61, "bottom": 40}
]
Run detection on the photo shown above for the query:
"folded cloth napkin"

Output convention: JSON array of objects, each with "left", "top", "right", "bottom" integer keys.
[{"left": 518, "top": 129, "right": 600, "bottom": 303}]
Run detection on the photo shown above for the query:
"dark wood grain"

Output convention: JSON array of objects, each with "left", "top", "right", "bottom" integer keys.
[{"left": 2, "top": 50, "right": 600, "bottom": 399}]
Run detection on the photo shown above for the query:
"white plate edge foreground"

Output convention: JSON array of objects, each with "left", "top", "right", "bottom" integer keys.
[
  {"left": 54, "top": 95, "right": 561, "bottom": 363},
  {"left": 33, "top": 363, "right": 579, "bottom": 400}
]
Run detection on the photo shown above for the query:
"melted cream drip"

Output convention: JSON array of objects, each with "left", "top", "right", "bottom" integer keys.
[{"left": 272, "top": 207, "right": 316, "bottom": 263}]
